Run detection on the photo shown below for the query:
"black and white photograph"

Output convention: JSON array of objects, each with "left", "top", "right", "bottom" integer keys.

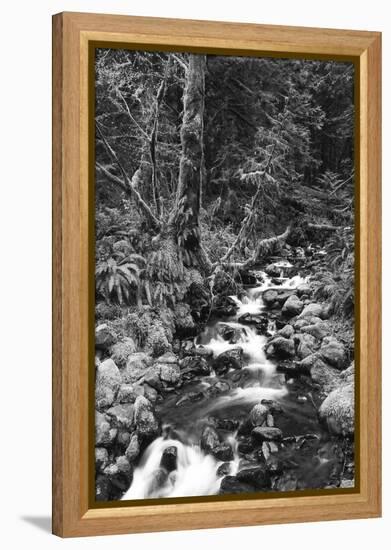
[{"left": 94, "top": 48, "right": 355, "bottom": 502}]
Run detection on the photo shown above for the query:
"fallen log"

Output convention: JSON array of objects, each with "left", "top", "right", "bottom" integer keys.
[{"left": 215, "top": 225, "right": 291, "bottom": 270}]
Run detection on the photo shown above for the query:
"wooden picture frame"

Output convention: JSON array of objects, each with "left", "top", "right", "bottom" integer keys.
[{"left": 52, "top": 11, "right": 381, "bottom": 538}]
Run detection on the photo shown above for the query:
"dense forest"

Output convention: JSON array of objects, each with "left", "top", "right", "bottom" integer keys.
[{"left": 95, "top": 50, "right": 355, "bottom": 501}]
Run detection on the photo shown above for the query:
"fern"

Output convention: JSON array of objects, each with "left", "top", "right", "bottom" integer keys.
[
  {"left": 312, "top": 228, "right": 354, "bottom": 318},
  {"left": 96, "top": 254, "right": 145, "bottom": 305}
]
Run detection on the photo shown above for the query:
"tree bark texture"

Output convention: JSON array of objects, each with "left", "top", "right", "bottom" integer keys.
[{"left": 169, "top": 54, "right": 212, "bottom": 272}]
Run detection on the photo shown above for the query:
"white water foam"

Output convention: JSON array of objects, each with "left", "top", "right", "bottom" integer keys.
[
  {"left": 122, "top": 437, "right": 221, "bottom": 500},
  {"left": 249, "top": 272, "right": 309, "bottom": 297},
  {"left": 214, "top": 385, "right": 288, "bottom": 409},
  {"left": 203, "top": 323, "right": 274, "bottom": 372},
  {"left": 229, "top": 294, "right": 264, "bottom": 316}
]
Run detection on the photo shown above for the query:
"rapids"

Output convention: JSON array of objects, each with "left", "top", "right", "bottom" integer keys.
[{"left": 122, "top": 267, "right": 317, "bottom": 501}]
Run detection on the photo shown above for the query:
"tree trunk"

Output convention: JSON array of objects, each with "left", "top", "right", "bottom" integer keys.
[{"left": 168, "top": 54, "right": 212, "bottom": 273}]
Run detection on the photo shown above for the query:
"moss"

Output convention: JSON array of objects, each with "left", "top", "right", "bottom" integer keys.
[
  {"left": 95, "top": 301, "right": 123, "bottom": 321},
  {"left": 110, "top": 338, "right": 137, "bottom": 367}
]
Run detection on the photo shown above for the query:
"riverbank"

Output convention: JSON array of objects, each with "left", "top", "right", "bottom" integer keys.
[{"left": 95, "top": 247, "right": 355, "bottom": 501}]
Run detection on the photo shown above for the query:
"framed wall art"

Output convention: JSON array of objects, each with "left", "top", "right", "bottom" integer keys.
[{"left": 52, "top": 12, "right": 382, "bottom": 537}]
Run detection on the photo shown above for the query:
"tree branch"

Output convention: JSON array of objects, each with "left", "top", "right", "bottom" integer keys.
[
  {"left": 96, "top": 123, "right": 161, "bottom": 231},
  {"left": 215, "top": 225, "right": 291, "bottom": 270},
  {"left": 220, "top": 98, "right": 290, "bottom": 264},
  {"left": 172, "top": 54, "right": 188, "bottom": 73},
  {"left": 307, "top": 223, "right": 341, "bottom": 231},
  {"left": 116, "top": 89, "right": 150, "bottom": 141}
]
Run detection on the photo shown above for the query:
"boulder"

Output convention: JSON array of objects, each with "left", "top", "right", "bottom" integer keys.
[
  {"left": 237, "top": 437, "right": 254, "bottom": 455},
  {"left": 217, "top": 462, "right": 232, "bottom": 476},
  {"left": 95, "top": 411, "right": 117, "bottom": 447},
  {"left": 282, "top": 294, "right": 304, "bottom": 317},
  {"left": 219, "top": 476, "right": 256, "bottom": 494},
  {"left": 319, "top": 383, "right": 354, "bottom": 436},
  {"left": 160, "top": 446, "right": 178, "bottom": 472},
  {"left": 103, "top": 458, "right": 133, "bottom": 499},
  {"left": 237, "top": 269, "right": 258, "bottom": 285},
  {"left": 237, "top": 313, "right": 269, "bottom": 334},
  {"left": 260, "top": 399, "right": 284, "bottom": 414},
  {"left": 275, "top": 290, "right": 295, "bottom": 306},
  {"left": 157, "top": 359, "right": 181, "bottom": 385},
  {"left": 180, "top": 356, "right": 211, "bottom": 378},
  {"left": 200, "top": 425, "right": 220, "bottom": 454},
  {"left": 155, "top": 352, "right": 178, "bottom": 364},
  {"left": 143, "top": 369, "right": 163, "bottom": 392},
  {"left": 265, "top": 263, "right": 282, "bottom": 277},
  {"left": 133, "top": 396, "right": 159, "bottom": 440},
  {"left": 298, "top": 303, "right": 325, "bottom": 319},
  {"left": 122, "top": 353, "right": 152, "bottom": 384},
  {"left": 293, "top": 318, "right": 312, "bottom": 331},
  {"left": 296, "top": 283, "right": 312, "bottom": 297},
  {"left": 277, "top": 361, "right": 308, "bottom": 377},
  {"left": 95, "top": 359, "right": 122, "bottom": 410},
  {"left": 96, "top": 474, "right": 111, "bottom": 501},
  {"left": 95, "top": 324, "right": 117, "bottom": 351},
  {"left": 212, "top": 295, "right": 239, "bottom": 317},
  {"left": 277, "top": 324, "right": 294, "bottom": 339},
  {"left": 295, "top": 333, "right": 317, "bottom": 359},
  {"left": 216, "top": 323, "right": 244, "bottom": 343},
  {"left": 145, "top": 323, "right": 172, "bottom": 357},
  {"left": 125, "top": 432, "right": 140, "bottom": 462},
  {"left": 252, "top": 427, "right": 283, "bottom": 442},
  {"left": 340, "top": 362, "right": 355, "bottom": 384},
  {"left": 300, "top": 321, "right": 330, "bottom": 340},
  {"left": 319, "top": 337, "right": 346, "bottom": 369},
  {"left": 215, "top": 418, "right": 240, "bottom": 431},
  {"left": 115, "top": 455, "right": 132, "bottom": 474},
  {"left": 262, "top": 289, "right": 278, "bottom": 308},
  {"left": 106, "top": 404, "right": 134, "bottom": 430},
  {"left": 116, "top": 383, "right": 144, "bottom": 404},
  {"left": 95, "top": 447, "right": 109, "bottom": 472},
  {"left": 236, "top": 466, "right": 271, "bottom": 489},
  {"left": 213, "top": 347, "right": 244, "bottom": 374},
  {"left": 110, "top": 337, "right": 136, "bottom": 367},
  {"left": 249, "top": 403, "right": 269, "bottom": 427},
  {"left": 309, "top": 357, "right": 340, "bottom": 392},
  {"left": 266, "top": 337, "right": 295, "bottom": 359},
  {"left": 116, "top": 429, "right": 131, "bottom": 449},
  {"left": 144, "top": 383, "right": 158, "bottom": 403},
  {"left": 212, "top": 443, "right": 234, "bottom": 461}
]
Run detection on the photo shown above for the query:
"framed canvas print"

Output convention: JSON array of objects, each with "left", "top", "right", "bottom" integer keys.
[{"left": 52, "top": 12, "right": 381, "bottom": 537}]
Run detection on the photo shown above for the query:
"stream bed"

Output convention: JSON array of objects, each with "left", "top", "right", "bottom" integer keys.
[{"left": 122, "top": 265, "right": 351, "bottom": 500}]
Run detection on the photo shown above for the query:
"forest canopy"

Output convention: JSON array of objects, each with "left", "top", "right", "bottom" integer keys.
[{"left": 95, "top": 49, "right": 354, "bottom": 311}]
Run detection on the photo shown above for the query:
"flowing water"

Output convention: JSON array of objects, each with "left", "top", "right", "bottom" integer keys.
[{"left": 123, "top": 268, "right": 334, "bottom": 501}]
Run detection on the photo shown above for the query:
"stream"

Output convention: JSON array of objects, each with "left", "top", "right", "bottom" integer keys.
[{"left": 123, "top": 263, "right": 344, "bottom": 500}]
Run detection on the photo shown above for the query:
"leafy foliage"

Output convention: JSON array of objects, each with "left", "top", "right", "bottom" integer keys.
[
  {"left": 96, "top": 254, "right": 145, "bottom": 305},
  {"left": 94, "top": 50, "right": 355, "bottom": 315},
  {"left": 313, "top": 228, "right": 354, "bottom": 318}
]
